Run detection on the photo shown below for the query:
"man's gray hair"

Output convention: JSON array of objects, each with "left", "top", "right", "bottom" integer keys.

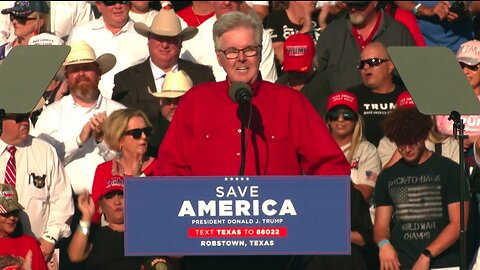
[{"left": 213, "top": 11, "right": 263, "bottom": 51}]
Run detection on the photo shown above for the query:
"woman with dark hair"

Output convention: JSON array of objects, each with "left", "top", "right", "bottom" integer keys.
[{"left": 0, "top": 184, "right": 47, "bottom": 270}]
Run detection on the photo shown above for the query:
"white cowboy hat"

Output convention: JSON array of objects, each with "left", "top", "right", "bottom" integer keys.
[
  {"left": 149, "top": 70, "right": 193, "bottom": 99},
  {"left": 61, "top": 40, "right": 116, "bottom": 75},
  {"left": 134, "top": 8, "right": 198, "bottom": 41}
]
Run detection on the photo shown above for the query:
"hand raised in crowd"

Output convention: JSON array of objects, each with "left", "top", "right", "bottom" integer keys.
[
  {"left": 38, "top": 237, "right": 55, "bottom": 262},
  {"left": 111, "top": 157, "right": 126, "bottom": 177},
  {"left": 79, "top": 112, "right": 107, "bottom": 144},
  {"left": 78, "top": 190, "right": 95, "bottom": 222},
  {"left": 24, "top": 250, "right": 33, "bottom": 270},
  {"left": 379, "top": 242, "right": 401, "bottom": 270},
  {"left": 421, "top": 1, "right": 459, "bottom": 21},
  {"left": 299, "top": 3, "right": 315, "bottom": 33},
  {"left": 318, "top": 2, "right": 330, "bottom": 30}
]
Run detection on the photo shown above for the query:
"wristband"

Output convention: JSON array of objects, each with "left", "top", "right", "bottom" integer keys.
[
  {"left": 413, "top": 3, "right": 422, "bottom": 16},
  {"left": 377, "top": 239, "right": 390, "bottom": 248},
  {"left": 79, "top": 220, "right": 91, "bottom": 236},
  {"left": 43, "top": 234, "right": 58, "bottom": 244},
  {"left": 422, "top": 248, "right": 434, "bottom": 260}
]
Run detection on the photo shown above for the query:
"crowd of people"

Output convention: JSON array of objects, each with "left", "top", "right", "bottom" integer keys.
[{"left": 0, "top": 1, "right": 480, "bottom": 270}]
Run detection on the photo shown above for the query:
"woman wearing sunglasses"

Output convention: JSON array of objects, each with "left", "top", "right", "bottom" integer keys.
[
  {"left": 91, "top": 108, "right": 156, "bottom": 223},
  {"left": 0, "top": 1, "right": 52, "bottom": 54},
  {"left": 326, "top": 91, "right": 381, "bottom": 202},
  {"left": 324, "top": 91, "right": 381, "bottom": 269}
]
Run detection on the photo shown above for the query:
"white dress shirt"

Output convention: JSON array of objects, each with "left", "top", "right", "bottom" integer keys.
[
  {"left": 50, "top": 2, "right": 94, "bottom": 39},
  {"left": 32, "top": 94, "right": 125, "bottom": 194},
  {"left": 67, "top": 18, "right": 149, "bottom": 98},
  {"left": 150, "top": 60, "right": 178, "bottom": 92},
  {"left": 181, "top": 15, "right": 277, "bottom": 82},
  {"left": 0, "top": 136, "right": 74, "bottom": 242}
]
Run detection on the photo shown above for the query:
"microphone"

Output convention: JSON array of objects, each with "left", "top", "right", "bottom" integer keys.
[{"left": 228, "top": 82, "right": 252, "bottom": 104}]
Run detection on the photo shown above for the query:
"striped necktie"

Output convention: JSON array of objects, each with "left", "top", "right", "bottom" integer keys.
[{"left": 4, "top": 146, "right": 16, "bottom": 187}]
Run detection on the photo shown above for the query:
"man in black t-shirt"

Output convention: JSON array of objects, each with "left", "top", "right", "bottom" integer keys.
[
  {"left": 347, "top": 42, "right": 403, "bottom": 147},
  {"left": 374, "top": 107, "right": 468, "bottom": 270}
]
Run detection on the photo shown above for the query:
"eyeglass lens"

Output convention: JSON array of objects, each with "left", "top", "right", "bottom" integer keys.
[{"left": 357, "top": 58, "right": 389, "bottom": 69}]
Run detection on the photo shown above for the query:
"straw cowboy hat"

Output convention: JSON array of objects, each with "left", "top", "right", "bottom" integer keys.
[
  {"left": 134, "top": 8, "right": 198, "bottom": 41},
  {"left": 149, "top": 70, "right": 193, "bottom": 99},
  {"left": 61, "top": 40, "right": 116, "bottom": 75}
]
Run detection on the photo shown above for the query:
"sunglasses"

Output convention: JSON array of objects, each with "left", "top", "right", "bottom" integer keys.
[
  {"left": 4, "top": 113, "right": 30, "bottom": 123},
  {"left": 459, "top": 62, "right": 479, "bottom": 71},
  {"left": 103, "top": 190, "right": 124, "bottom": 199},
  {"left": 9, "top": 14, "right": 37, "bottom": 25},
  {"left": 102, "top": 1, "right": 129, "bottom": 6},
  {"left": 357, "top": 58, "right": 390, "bottom": 70},
  {"left": 123, "top": 126, "right": 152, "bottom": 139},
  {"left": 327, "top": 110, "right": 356, "bottom": 122},
  {"left": 346, "top": 2, "right": 370, "bottom": 9}
]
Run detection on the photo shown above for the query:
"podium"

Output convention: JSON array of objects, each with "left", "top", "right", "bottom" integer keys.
[{"left": 124, "top": 175, "right": 350, "bottom": 256}]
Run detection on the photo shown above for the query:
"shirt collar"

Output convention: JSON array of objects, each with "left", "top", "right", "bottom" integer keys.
[
  {"left": 0, "top": 140, "right": 8, "bottom": 154},
  {"left": 150, "top": 58, "right": 178, "bottom": 80},
  {"left": 225, "top": 73, "right": 263, "bottom": 96},
  {"left": 91, "top": 17, "right": 137, "bottom": 35},
  {"left": 67, "top": 93, "right": 104, "bottom": 111}
]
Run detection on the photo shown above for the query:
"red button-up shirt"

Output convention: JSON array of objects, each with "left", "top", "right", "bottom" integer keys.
[{"left": 154, "top": 80, "right": 350, "bottom": 176}]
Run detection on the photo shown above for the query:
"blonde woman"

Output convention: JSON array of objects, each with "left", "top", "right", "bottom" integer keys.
[
  {"left": 325, "top": 91, "right": 381, "bottom": 269},
  {"left": 91, "top": 108, "right": 156, "bottom": 224},
  {"left": 326, "top": 91, "right": 381, "bottom": 202}
]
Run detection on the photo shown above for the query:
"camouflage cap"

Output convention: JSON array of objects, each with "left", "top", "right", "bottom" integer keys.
[{"left": 0, "top": 184, "right": 23, "bottom": 214}]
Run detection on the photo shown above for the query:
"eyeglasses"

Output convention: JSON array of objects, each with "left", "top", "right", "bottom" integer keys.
[
  {"left": 122, "top": 126, "right": 152, "bottom": 139},
  {"left": 397, "top": 141, "right": 421, "bottom": 152},
  {"left": 9, "top": 14, "right": 37, "bottom": 25},
  {"left": 217, "top": 46, "right": 261, "bottom": 60},
  {"left": 326, "top": 110, "right": 356, "bottom": 122},
  {"left": 4, "top": 113, "right": 30, "bottom": 123},
  {"left": 459, "top": 62, "right": 480, "bottom": 71},
  {"left": 357, "top": 58, "right": 390, "bottom": 70},
  {"left": 102, "top": 1, "right": 129, "bottom": 6}
]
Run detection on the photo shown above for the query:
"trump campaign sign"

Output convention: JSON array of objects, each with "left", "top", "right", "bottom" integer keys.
[{"left": 125, "top": 175, "right": 350, "bottom": 256}]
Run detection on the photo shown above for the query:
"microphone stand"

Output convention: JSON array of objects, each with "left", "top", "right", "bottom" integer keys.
[
  {"left": 449, "top": 110, "right": 467, "bottom": 270},
  {"left": 238, "top": 103, "right": 248, "bottom": 176}
]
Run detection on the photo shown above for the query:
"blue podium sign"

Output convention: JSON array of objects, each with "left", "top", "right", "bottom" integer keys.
[{"left": 125, "top": 176, "right": 350, "bottom": 256}]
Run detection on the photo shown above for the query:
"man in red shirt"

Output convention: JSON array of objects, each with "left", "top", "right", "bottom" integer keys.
[
  {"left": 154, "top": 11, "right": 349, "bottom": 178},
  {"left": 154, "top": 10, "right": 350, "bottom": 270}
]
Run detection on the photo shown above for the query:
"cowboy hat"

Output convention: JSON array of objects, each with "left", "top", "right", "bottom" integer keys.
[
  {"left": 149, "top": 70, "right": 193, "bottom": 99},
  {"left": 134, "top": 8, "right": 198, "bottom": 41},
  {"left": 61, "top": 40, "right": 116, "bottom": 75}
]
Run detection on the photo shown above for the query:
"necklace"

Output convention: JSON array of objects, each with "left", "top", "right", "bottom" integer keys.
[{"left": 191, "top": 5, "right": 201, "bottom": 26}]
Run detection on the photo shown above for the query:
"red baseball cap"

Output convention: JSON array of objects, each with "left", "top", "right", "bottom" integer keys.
[
  {"left": 396, "top": 91, "right": 415, "bottom": 108},
  {"left": 327, "top": 91, "right": 358, "bottom": 113},
  {"left": 100, "top": 177, "right": 124, "bottom": 198},
  {"left": 282, "top": 33, "right": 315, "bottom": 73}
]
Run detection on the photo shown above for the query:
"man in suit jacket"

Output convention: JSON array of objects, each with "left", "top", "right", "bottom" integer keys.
[{"left": 112, "top": 5, "right": 215, "bottom": 156}]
